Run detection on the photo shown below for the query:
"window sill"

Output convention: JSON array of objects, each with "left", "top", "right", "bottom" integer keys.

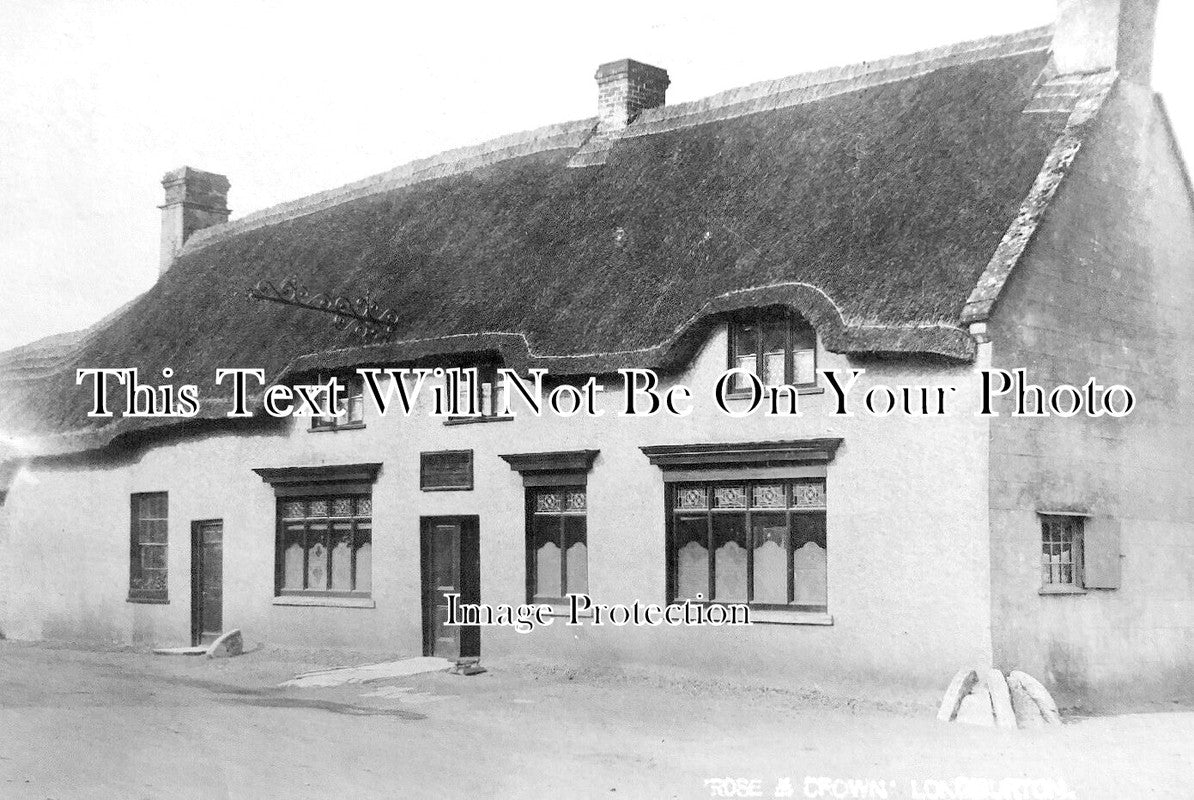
[
  {"left": 308, "top": 422, "right": 366, "bottom": 433},
  {"left": 749, "top": 609, "right": 833, "bottom": 626},
  {"left": 443, "top": 415, "right": 515, "bottom": 426},
  {"left": 1039, "top": 585, "right": 1087, "bottom": 596},
  {"left": 273, "top": 595, "right": 376, "bottom": 608},
  {"left": 127, "top": 596, "right": 169, "bottom": 605},
  {"left": 533, "top": 600, "right": 593, "bottom": 619}
]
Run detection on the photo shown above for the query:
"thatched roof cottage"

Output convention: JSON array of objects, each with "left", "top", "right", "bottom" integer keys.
[{"left": 0, "top": 0, "right": 1189, "bottom": 707}]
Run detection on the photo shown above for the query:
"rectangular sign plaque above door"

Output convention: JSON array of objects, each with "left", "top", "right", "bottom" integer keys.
[{"left": 420, "top": 450, "right": 474, "bottom": 491}]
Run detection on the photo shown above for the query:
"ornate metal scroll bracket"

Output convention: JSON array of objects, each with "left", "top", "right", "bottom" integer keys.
[{"left": 248, "top": 276, "right": 400, "bottom": 341}]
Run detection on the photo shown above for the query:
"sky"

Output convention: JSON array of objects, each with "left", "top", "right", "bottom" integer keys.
[{"left": 0, "top": 0, "right": 1190, "bottom": 352}]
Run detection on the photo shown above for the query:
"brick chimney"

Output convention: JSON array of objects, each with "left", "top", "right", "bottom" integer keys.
[
  {"left": 159, "top": 167, "right": 230, "bottom": 274},
  {"left": 595, "top": 59, "right": 669, "bottom": 132},
  {"left": 1053, "top": 0, "right": 1160, "bottom": 84}
]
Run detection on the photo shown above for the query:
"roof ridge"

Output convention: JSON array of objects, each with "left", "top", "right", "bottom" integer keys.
[
  {"left": 962, "top": 70, "right": 1117, "bottom": 324},
  {"left": 181, "top": 117, "right": 597, "bottom": 254},
  {"left": 182, "top": 25, "right": 1053, "bottom": 250},
  {"left": 1, "top": 29, "right": 1067, "bottom": 455},
  {"left": 625, "top": 25, "right": 1053, "bottom": 138},
  {"left": 0, "top": 294, "right": 140, "bottom": 377}
]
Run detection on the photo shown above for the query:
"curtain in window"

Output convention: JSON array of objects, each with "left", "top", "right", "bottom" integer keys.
[
  {"left": 670, "top": 480, "right": 828, "bottom": 610},
  {"left": 278, "top": 495, "right": 372, "bottom": 594},
  {"left": 530, "top": 488, "right": 587, "bottom": 600},
  {"left": 129, "top": 492, "right": 168, "bottom": 601}
]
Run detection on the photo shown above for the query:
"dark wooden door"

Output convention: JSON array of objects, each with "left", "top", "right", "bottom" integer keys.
[
  {"left": 421, "top": 517, "right": 479, "bottom": 659},
  {"left": 191, "top": 520, "right": 223, "bottom": 646}
]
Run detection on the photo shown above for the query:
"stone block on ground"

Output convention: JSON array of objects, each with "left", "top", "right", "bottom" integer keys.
[
  {"left": 281, "top": 657, "right": 453, "bottom": 688},
  {"left": 1007, "top": 673, "right": 1046, "bottom": 728},
  {"left": 987, "top": 669, "right": 1018, "bottom": 729},
  {"left": 206, "top": 629, "right": 243, "bottom": 659},
  {"left": 1009, "top": 670, "right": 1062, "bottom": 724},
  {"left": 937, "top": 668, "right": 979, "bottom": 722},
  {"left": 449, "top": 658, "right": 487, "bottom": 676},
  {"left": 153, "top": 646, "right": 207, "bottom": 656},
  {"left": 955, "top": 687, "right": 995, "bottom": 727}
]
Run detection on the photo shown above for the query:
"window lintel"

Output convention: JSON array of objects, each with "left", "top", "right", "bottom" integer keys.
[
  {"left": 641, "top": 439, "right": 842, "bottom": 470},
  {"left": 253, "top": 463, "right": 382, "bottom": 488},
  {"left": 500, "top": 449, "right": 599, "bottom": 482}
]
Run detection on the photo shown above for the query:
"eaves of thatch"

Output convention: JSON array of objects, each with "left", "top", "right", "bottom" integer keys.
[{"left": 0, "top": 24, "right": 1121, "bottom": 456}]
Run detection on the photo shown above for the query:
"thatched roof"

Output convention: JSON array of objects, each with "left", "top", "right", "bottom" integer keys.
[{"left": 0, "top": 25, "right": 1118, "bottom": 454}]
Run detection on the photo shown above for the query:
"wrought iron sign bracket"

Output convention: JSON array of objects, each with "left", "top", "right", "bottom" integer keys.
[{"left": 248, "top": 276, "right": 400, "bottom": 341}]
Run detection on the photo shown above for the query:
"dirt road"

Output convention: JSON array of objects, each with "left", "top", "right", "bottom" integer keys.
[{"left": 0, "top": 641, "right": 1189, "bottom": 799}]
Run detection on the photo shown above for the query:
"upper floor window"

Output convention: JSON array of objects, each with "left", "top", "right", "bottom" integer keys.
[
  {"left": 728, "top": 309, "right": 816, "bottom": 394},
  {"left": 448, "top": 363, "right": 509, "bottom": 421},
  {"left": 129, "top": 492, "right": 168, "bottom": 603},
  {"left": 311, "top": 373, "right": 364, "bottom": 431}
]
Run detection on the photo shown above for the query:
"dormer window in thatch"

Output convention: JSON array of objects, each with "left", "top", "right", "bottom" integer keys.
[
  {"left": 310, "top": 372, "right": 365, "bottom": 432},
  {"left": 726, "top": 308, "right": 817, "bottom": 396},
  {"left": 446, "top": 361, "right": 512, "bottom": 424}
]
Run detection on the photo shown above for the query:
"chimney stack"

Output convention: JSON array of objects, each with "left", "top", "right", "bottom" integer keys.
[
  {"left": 1053, "top": 0, "right": 1160, "bottom": 84},
  {"left": 159, "top": 167, "right": 230, "bottom": 274},
  {"left": 595, "top": 59, "right": 669, "bottom": 132}
]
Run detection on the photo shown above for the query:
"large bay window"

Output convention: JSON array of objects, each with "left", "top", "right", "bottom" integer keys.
[
  {"left": 278, "top": 494, "right": 372, "bottom": 595},
  {"left": 669, "top": 480, "right": 826, "bottom": 610},
  {"left": 253, "top": 463, "right": 382, "bottom": 603},
  {"left": 641, "top": 439, "right": 841, "bottom": 618}
]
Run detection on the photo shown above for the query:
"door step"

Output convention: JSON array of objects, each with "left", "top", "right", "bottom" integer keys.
[
  {"left": 281, "top": 656, "right": 453, "bottom": 688},
  {"left": 449, "top": 657, "right": 487, "bottom": 676},
  {"left": 152, "top": 646, "right": 208, "bottom": 656},
  {"left": 153, "top": 628, "right": 243, "bottom": 658}
]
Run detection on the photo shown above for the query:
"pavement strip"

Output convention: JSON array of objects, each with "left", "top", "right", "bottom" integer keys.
[
  {"left": 279, "top": 656, "right": 454, "bottom": 688},
  {"left": 359, "top": 686, "right": 451, "bottom": 705}
]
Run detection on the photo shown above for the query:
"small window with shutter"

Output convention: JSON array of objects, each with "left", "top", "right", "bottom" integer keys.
[
  {"left": 1039, "top": 513, "right": 1121, "bottom": 593},
  {"left": 1081, "top": 517, "right": 1121, "bottom": 589}
]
